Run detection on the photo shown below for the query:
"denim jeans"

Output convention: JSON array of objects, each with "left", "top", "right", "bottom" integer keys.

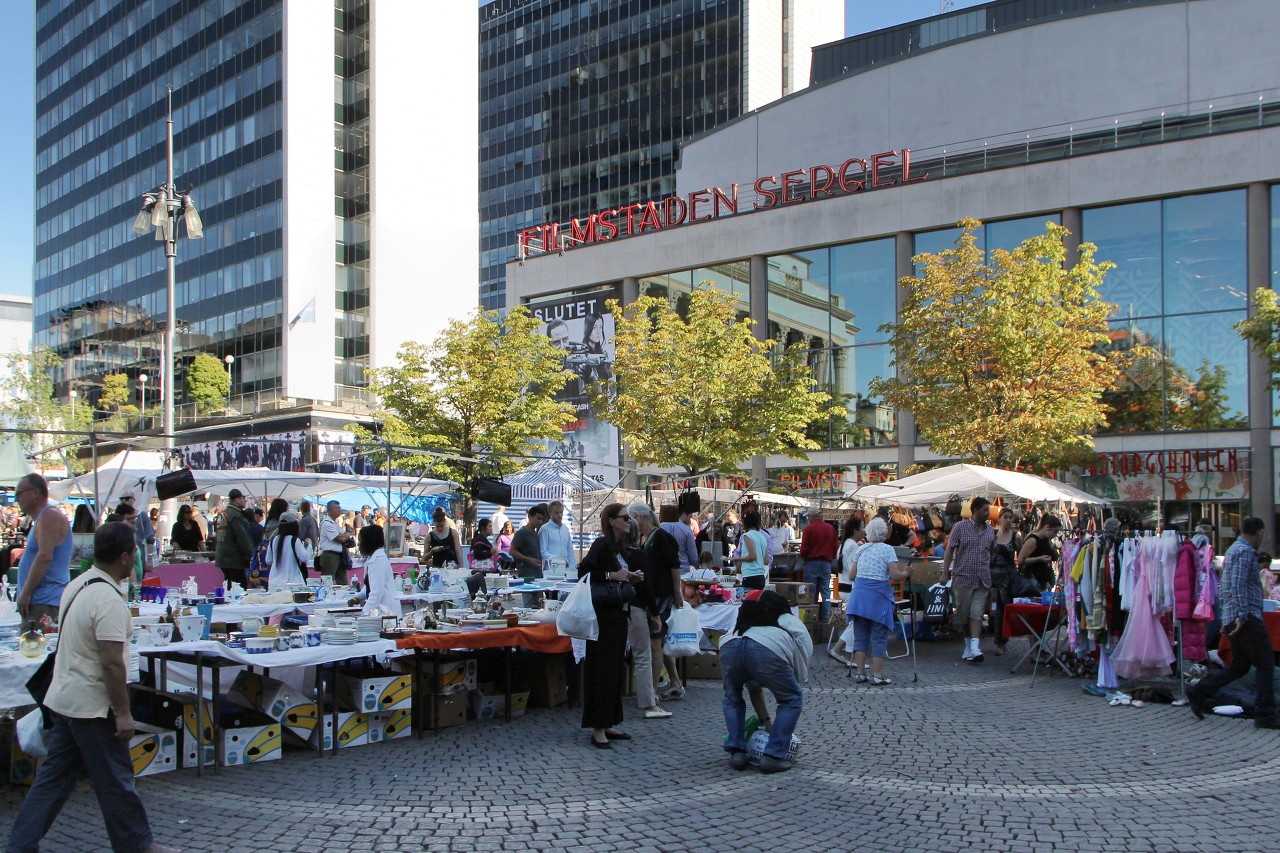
[
  {"left": 8, "top": 712, "right": 154, "bottom": 853},
  {"left": 803, "top": 560, "right": 833, "bottom": 622},
  {"left": 721, "top": 637, "right": 803, "bottom": 761},
  {"left": 851, "top": 615, "right": 891, "bottom": 658},
  {"left": 1192, "top": 614, "right": 1276, "bottom": 718}
]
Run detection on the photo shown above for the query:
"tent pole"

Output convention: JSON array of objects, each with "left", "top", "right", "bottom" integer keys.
[
  {"left": 579, "top": 458, "right": 586, "bottom": 558},
  {"left": 386, "top": 441, "right": 393, "bottom": 522},
  {"left": 91, "top": 431, "right": 99, "bottom": 521}
]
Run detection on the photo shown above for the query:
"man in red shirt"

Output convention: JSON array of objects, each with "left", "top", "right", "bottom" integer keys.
[{"left": 799, "top": 514, "right": 839, "bottom": 622}]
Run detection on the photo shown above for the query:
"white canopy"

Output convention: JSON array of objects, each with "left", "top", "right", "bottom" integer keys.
[
  {"left": 48, "top": 449, "right": 456, "bottom": 509},
  {"left": 845, "top": 463, "right": 1108, "bottom": 507}
]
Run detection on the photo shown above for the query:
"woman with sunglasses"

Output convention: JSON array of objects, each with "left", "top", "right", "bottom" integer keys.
[
  {"left": 171, "top": 504, "right": 206, "bottom": 552},
  {"left": 579, "top": 503, "right": 645, "bottom": 749}
]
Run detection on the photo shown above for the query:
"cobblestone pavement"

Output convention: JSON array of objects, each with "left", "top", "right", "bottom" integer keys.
[{"left": 2, "top": 635, "right": 1278, "bottom": 853}]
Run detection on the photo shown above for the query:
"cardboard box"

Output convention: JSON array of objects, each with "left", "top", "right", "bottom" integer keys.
[
  {"left": 308, "top": 711, "right": 371, "bottom": 750},
  {"left": 423, "top": 656, "right": 478, "bottom": 695},
  {"left": 523, "top": 654, "right": 568, "bottom": 708},
  {"left": 775, "top": 582, "right": 815, "bottom": 606},
  {"left": 795, "top": 604, "right": 821, "bottom": 625},
  {"left": 420, "top": 692, "right": 467, "bottom": 730},
  {"left": 0, "top": 718, "right": 36, "bottom": 786},
  {"left": 129, "top": 724, "right": 178, "bottom": 777},
  {"left": 808, "top": 622, "right": 830, "bottom": 644},
  {"left": 147, "top": 693, "right": 215, "bottom": 766},
  {"left": 684, "top": 651, "right": 721, "bottom": 680},
  {"left": 259, "top": 679, "right": 318, "bottom": 740},
  {"left": 337, "top": 668, "right": 413, "bottom": 712},
  {"left": 220, "top": 712, "right": 282, "bottom": 767},
  {"left": 470, "top": 684, "right": 529, "bottom": 720},
  {"left": 371, "top": 709, "right": 412, "bottom": 741},
  {"left": 226, "top": 671, "right": 266, "bottom": 710}
]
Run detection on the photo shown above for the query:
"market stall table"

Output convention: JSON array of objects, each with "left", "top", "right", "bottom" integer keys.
[
  {"left": 0, "top": 653, "right": 44, "bottom": 709},
  {"left": 139, "top": 638, "right": 397, "bottom": 774},
  {"left": 395, "top": 622, "right": 570, "bottom": 731},
  {"left": 1001, "top": 602, "right": 1069, "bottom": 686},
  {"left": 1217, "top": 610, "right": 1280, "bottom": 664}
]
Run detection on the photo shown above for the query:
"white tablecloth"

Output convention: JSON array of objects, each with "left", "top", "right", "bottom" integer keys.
[
  {"left": 0, "top": 654, "right": 45, "bottom": 708},
  {"left": 139, "top": 638, "right": 396, "bottom": 669},
  {"left": 696, "top": 602, "right": 740, "bottom": 635}
]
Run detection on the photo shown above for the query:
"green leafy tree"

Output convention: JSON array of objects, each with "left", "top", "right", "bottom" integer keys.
[
  {"left": 358, "top": 306, "right": 576, "bottom": 523},
  {"left": 185, "top": 352, "right": 231, "bottom": 414},
  {"left": 1236, "top": 287, "right": 1280, "bottom": 415},
  {"left": 594, "top": 286, "right": 842, "bottom": 477},
  {"left": 96, "top": 373, "right": 140, "bottom": 432},
  {"left": 0, "top": 349, "right": 90, "bottom": 472},
  {"left": 873, "top": 218, "right": 1140, "bottom": 472}
]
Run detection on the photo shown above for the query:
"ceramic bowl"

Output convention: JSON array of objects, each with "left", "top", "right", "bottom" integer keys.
[{"left": 244, "top": 637, "right": 276, "bottom": 654}]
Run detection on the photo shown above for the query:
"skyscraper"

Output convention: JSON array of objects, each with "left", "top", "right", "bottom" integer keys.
[
  {"left": 33, "top": 0, "right": 475, "bottom": 424},
  {"left": 479, "top": 0, "right": 842, "bottom": 310}
]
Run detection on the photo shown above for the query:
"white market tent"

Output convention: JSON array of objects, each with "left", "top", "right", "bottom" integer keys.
[
  {"left": 475, "top": 457, "right": 606, "bottom": 547},
  {"left": 48, "top": 450, "right": 457, "bottom": 511},
  {"left": 844, "top": 463, "right": 1108, "bottom": 507}
]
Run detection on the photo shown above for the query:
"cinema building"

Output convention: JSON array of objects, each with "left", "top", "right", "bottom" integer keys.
[{"left": 505, "top": 0, "right": 1280, "bottom": 545}]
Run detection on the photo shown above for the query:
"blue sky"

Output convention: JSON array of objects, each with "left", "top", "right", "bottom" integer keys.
[{"left": 0, "top": 0, "right": 985, "bottom": 300}]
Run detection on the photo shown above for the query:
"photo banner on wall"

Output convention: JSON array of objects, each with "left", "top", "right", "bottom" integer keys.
[{"left": 527, "top": 287, "right": 622, "bottom": 486}]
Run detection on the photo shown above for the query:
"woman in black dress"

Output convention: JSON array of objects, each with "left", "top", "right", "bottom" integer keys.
[
  {"left": 580, "top": 502, "right": 645, "bottom": 748},
  {"left": 171, "top": 504, "right": 206, "bottom": 552},
  {"left": 427, "top": 506, "right": 463, "bottom": 568},
  {"left": 1018, "top": 513, "right": 1062, "bottom": 591}
]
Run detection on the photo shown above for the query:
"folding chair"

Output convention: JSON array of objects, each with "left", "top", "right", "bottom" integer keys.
[{"left": 888, "top": 578, "right": 918, "bottom": 681}]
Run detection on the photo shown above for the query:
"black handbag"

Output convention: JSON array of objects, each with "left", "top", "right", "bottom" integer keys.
[
  {"left": 591, "top": 579, "right": 636, "bottom": 609},
  {"left": 1010, "top": 573, "right": 1043, "bottom": 599},
  {"left": 924, "top": 583, "right": 953, "bottom": 624},
  {"left": 944, "top": 494, "right": 962, "bottom": 517},
  {"left": 26, "top": 578, "right": 112, "bottom": 728}
]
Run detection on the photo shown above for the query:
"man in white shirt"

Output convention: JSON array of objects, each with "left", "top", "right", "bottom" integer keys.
[
  {"left": 317, "top": 500, "right": 354, "bottom": 585},
  {"left": 490, "top": 506, "right": 509, "bottom": 538},
  {"left": 8, "top": 522, "right": 178, "bottom": 853},
  {"left": 538, "top": 500, "right": 576, "bottom": 577}
]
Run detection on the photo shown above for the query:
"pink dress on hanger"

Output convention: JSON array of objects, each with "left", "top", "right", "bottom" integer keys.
[{"left": 1111, "top": 555, "right": 1175, "bottom": 680}]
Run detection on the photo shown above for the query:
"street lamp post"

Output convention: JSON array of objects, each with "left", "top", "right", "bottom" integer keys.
[
  {"left": 131, "top": 85, "right": 202, "bottom": 542},
  {"left": 138, "top": 373, "right": 148, "bottom": 430},
  {"left": 224, "top": 354, "right": 234, "bottom": 413}
]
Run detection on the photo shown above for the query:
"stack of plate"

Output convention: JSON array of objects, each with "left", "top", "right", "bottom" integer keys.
[
  {"left": 324, "top": 628, "right": 357, "bottom": 646},
  {"left": 356, "top": 616, "right": 381, "bottom": 642}
]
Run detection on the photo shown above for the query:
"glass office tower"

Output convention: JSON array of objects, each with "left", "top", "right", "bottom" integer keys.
[
  {"left": 33, "top": 0, "right": 475, "bottom": 423},
  {"left": 478, "top": 0, "right": 842, "bottom": 310}
]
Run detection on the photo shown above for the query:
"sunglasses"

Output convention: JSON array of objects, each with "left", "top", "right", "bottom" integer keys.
[{"left": 613, "top": 515, "right": 631, "bottom": 522}]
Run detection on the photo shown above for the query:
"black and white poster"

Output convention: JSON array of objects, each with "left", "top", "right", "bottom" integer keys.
[{"left": 527, "top": 288, "right": 621, "bottom": 485}]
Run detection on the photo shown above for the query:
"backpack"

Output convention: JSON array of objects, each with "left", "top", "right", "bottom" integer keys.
[{"left": 247, "top": 534, "right": 273, "bottom": 590}]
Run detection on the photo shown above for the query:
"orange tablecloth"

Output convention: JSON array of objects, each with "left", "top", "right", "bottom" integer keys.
[{"left": 395, "top": 621, "right": 570, "bottom": 654}]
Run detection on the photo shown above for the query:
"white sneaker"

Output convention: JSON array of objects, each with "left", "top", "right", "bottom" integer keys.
[{"left": 961, "top": 647, "right": 976, "bottom": 661}]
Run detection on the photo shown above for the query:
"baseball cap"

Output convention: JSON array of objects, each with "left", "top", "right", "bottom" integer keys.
[
  {"left": 227, "top": 488, "right": 245, "bottom": 500},
  {"left": 280, "top": 511, "right": 298, "bottom": 524}
]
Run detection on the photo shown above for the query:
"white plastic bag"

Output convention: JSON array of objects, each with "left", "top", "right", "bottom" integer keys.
[
  {"left": 556, "top": 574, "right": 599, "bottom": 641},
  {"left": 17, "top": 708, "right": 47, "bottom": 760},
  {"left": 663, "top": 605, "right": 702, "bottom": 658}
]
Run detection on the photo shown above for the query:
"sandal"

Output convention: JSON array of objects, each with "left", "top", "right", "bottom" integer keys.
[
  {"left": 870, "top": 676, "right": 893, "bottom": 686},
  {"left": 661, "top": 687, "right": 686, "bottom": 701}
]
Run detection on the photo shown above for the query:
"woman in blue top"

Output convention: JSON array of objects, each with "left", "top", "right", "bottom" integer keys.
[
  {"left": 841, "top": 518, "right": 909, "bottom": 684},
  {"left": 730, "top": 510, "right": 770, "bottom": 591}
]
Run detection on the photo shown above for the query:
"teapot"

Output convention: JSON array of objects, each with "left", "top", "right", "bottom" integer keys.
[{"left": 240, "top": 615, "right": 264, "bottom": 634}]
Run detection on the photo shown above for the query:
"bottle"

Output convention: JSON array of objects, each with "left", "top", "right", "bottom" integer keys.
[{"left": 164, "top": 602, "right": 174, "bottom": 624}]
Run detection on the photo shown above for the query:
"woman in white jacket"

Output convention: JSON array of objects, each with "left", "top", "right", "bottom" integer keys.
[
  {"left": 719, "top": 588, "right": 813, "bottom": 773},
  {"left": 348, "top": 523, "right": 402, "bottom": 617},
  {"left": 265, "top": 513, "right": 310, "bottom": 591}
]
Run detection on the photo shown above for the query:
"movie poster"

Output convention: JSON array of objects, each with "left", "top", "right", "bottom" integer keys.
[{"left": 527, "top": 287, "right": 621, "bottom": 486}]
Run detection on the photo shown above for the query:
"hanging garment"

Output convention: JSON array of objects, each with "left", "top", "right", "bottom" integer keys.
[
  {"left": 1111, "top": 558, "right": 1176, "bottom": 680},
  {"left": 1173, "top": 540, "right": 1206, "bottom": 663}
]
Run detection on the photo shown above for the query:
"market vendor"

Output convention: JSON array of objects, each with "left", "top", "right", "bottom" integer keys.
[{"left": 348, "top": 524, "right": 402, "bottom": 617}]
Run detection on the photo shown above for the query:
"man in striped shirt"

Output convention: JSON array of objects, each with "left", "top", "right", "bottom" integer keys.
[{"left": 1187, "top": 517, "right": 1277, "bottom": 729}]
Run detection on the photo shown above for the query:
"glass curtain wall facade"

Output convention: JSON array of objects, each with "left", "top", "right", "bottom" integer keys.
[
  {"left": 335, "top": 0, "right": 371, "bottom": 389},
  {"left": 1083, "top": 190, "right": 1249, "bottom": 434},
  {"left": 35, "top": 0, "right": 286, "bottom": 411},
  {"left": 480, "top": 0, "right": 745, "bottom": 310}
]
